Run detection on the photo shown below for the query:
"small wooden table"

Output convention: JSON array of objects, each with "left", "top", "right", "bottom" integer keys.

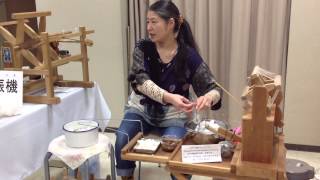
[
  {"left": 121, "top": 133, "right": 287, "bottom": 180},
  {"left": 167, "top": 138, "right": 257, "bottom": 180}
]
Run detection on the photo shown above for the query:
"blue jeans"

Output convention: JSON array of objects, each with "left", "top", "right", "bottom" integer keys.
[{"left": 115, "top": 111, "right": 188, "bottom": 178}]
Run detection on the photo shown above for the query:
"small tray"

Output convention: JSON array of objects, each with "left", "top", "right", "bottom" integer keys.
[{"left": 121, "top": 132, "right": 183, "bottom": 164}]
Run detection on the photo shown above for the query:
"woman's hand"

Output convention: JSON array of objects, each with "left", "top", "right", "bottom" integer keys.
[
  {"left": 163, "top": 92, "right": 193, "bottom": 113},
  {"left": 195, "top": 95, "right": 213, "bottom": 111}
]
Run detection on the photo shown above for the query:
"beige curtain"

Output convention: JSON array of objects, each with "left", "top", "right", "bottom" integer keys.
[{"left": 127, "top": 0, "right": 291, "bottom": 127}]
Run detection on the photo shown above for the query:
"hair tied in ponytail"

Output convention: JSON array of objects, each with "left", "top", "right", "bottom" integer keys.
[
  {"left": 179, "top": 15, "right": 184, "bottom": 25},
  {"left": 176, "top": 15, "right": 184, "bottom": 38}
]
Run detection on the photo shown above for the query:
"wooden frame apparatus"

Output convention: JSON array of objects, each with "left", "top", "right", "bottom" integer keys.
[
  {"left": 0, "top": 11, "right": 94, "bottom": 104},
  {"left": 231, "top": 66, "right": 286, "bottom": 180}
]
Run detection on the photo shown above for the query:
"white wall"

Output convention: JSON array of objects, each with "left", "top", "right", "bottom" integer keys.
[
  {"left": 36, "top": 0, "right": 126, "bottom": 127},
  {"left": 284, "top": 0, "right": 320, "bottom": 146}
]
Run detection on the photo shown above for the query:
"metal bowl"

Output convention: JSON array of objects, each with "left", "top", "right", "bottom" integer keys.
[
  {"left": 190, "top": 132, "right": 219, "bottom": 144},
  {"left": 160, "top": 135, "right": 181, "bottom": 152},
  {"left": 188, "top": 119, "right": 228, "bottom": 145},
  {"left": 63, "top": 120, "right": 99, "bottom": 148}
]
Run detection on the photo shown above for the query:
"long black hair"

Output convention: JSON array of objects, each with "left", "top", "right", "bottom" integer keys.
[{"left": 148, "top": 0, "right": 198, "bottom": 84}]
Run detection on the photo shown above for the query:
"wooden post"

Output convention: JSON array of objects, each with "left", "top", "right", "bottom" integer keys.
[
  {"left": 37, "top": 16, "right": 46, "bottom": 70},
  {"left": 41, "top": 32, "right": 54, "bottom": 98},
  {"left": 241, "top": 86, "right": 274, "bottom": 163},
  {"left": 15, "top": 19, "right": 25, "bottom": 68},
  {"left": 39, "top": 16, "right": 46, "bottom": 33},
  {"left": 79, "top": 26, "right": 90, "bottom": 82}
]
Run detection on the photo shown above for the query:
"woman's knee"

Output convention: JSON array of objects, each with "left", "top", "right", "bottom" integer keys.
[
  {"left": 117, "top": 113, "right": 146, "bottom": 139},
  {"left": 115, "top": 132, "right": 130, "bottom": 149}
]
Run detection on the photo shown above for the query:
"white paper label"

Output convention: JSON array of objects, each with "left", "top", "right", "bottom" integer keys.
[
  {"left": 0, "top": 70, "right": 23, "bottom": 116},
  {"left": 181, "top": 144, "right": 222, "bottom": 164}
]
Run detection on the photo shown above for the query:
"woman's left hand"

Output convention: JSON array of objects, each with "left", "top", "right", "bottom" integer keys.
[{"left": 195, "top": 95, "right": 212, "bottom": 111}]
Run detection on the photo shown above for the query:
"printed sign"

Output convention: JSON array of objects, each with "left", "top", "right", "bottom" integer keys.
[
  {"left": 0, "top": 70, "right": 23, "bottom": 116},
  {"left": 181, "top": 144, "right": 222, "bottom": 164}
]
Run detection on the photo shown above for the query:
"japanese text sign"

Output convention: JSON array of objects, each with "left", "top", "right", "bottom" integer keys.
[
  {"left": 0, "top": 70, "right": 23, "bottom": 116},
  {"left": 181, "top": 144, "right": 222, "bottom": 164}
]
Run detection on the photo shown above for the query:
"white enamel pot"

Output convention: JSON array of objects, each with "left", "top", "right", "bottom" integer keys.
[{"left": 63, "top": 120, "right": 99, "bottom": 148}]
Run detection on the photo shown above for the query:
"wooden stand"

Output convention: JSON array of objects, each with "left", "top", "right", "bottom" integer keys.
[
  {"left": 231, "top": 136, "right": 286, "bottom": 180},
  {"left": 233, "top": 66, "right": 286, "bottom": 180},
  {"left": 0, "top": 11, "right": 94, "bottom": 104}
]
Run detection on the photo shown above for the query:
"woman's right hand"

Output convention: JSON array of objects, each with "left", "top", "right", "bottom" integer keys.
[{"left": 163, "top": 92, "right": 193, "bottom": 113}]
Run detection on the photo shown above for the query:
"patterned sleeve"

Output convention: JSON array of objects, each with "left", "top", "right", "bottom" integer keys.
[
  {"left": 191, "top": 62, "right": 222, "bottom": 110},
  {"left": 128, "top": 40, "right": 167, "bottom": 104},
  {"left": 128, "top": 41, "right": 150, "bottom": 93},
  {"left": 137, "top": 80, "right": 166, "bottom": 104}
]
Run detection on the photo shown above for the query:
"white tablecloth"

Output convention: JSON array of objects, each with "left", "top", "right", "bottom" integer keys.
[{"left": 0, "top": 84, "right": 111, "bottom": 180}]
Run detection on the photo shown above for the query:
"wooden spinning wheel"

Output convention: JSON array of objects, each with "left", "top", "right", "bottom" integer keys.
[{"left": 0, "top": 11, "right": 94, "bottom": 104}]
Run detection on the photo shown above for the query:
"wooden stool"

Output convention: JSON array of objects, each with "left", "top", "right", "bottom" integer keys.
[{"left": 44, "top": 134, "right": 116, "bottom": 180}]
